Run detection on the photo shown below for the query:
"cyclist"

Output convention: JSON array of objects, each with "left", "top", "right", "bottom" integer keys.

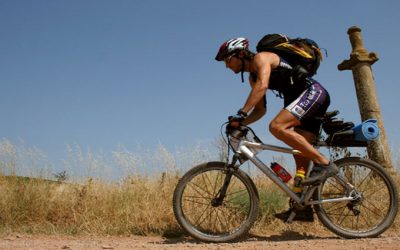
[{"left": 215, "top": 37, "right": 339, "bottom": 222}]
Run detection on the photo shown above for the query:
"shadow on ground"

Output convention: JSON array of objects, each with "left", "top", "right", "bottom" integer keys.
[{"left": 161, "top": 230, "right": 338, "bottom": 245}]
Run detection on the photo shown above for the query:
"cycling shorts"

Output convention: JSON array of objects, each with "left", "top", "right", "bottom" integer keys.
[{"left": 284, "top": 80, "right": 330, "bottom": 135}]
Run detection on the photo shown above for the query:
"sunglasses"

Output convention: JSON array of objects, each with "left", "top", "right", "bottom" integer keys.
[{"left": 224, "top": 54, "right": 236, "bottom": 63}]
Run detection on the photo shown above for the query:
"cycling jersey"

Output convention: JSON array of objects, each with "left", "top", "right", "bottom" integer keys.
[
  {"left": 251, "top": 57, "right": 330, "bottom": 134},
  {"left": 251, "top": 57, "right": 309, "bottom": 97}
]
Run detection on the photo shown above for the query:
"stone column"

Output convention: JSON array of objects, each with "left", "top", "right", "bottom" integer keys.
[{"left": 338, "top": 26, "right": 393, "bottom": 170}]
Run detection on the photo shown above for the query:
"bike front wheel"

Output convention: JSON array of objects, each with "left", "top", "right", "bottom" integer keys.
[
  {"left": 173, "top": 162, "right": 259, "bottom": 242},
  {"left": 314, "top": 157, "right": 398, "bottom": 238}
]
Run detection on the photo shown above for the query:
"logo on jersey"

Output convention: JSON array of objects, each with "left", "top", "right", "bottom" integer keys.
[{"left": 292, "top": 105, "right": 305, "bottom": 118}]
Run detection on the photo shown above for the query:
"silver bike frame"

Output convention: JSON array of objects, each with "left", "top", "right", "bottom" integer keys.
[{"left": 237, "top": 140, "right": 356, "bottom": 205}]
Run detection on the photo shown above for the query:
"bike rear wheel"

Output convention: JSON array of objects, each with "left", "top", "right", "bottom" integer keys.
[
  {"left": 173, "top": 162, "right": 259, "bottom": 242},
  {"left": 314, "top": 157, "right": 398, "bottom": 238}
]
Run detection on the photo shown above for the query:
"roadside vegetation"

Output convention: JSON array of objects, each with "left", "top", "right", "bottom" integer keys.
[{"left": 0, "top": 139, "right": 398, "bottom": 236}]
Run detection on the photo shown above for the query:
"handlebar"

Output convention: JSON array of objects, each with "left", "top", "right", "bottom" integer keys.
[
  {"left": 224, "top": 123, "right": 262, "bottom": 144},
  {"left": 225, "top": 124, "right": 248, "bottom": 138}
]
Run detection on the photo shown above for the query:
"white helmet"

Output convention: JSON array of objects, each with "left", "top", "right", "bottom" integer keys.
[{"left": 215, "top": 37, "right": 249, "bottom": 61}]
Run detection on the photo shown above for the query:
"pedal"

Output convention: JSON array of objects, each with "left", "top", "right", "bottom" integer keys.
[{"left": 286, "top": 211, "right": 296, "bottom": 223}]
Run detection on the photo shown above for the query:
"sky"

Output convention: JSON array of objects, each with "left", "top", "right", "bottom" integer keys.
[{"left": 1, "top": 1, "right": 400, "bottom": 177}]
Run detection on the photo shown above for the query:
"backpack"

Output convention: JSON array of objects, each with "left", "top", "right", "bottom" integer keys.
[{"left": 256, "top": 34, "right": 324, "bottom": 77}]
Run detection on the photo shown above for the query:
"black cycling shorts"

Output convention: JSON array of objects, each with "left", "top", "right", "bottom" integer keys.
[{"left": 284, "top": 81, "right": 330, "bottom": 135}]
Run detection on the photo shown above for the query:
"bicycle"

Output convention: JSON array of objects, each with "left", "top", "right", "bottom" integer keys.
[{"left": 172, "top": 110, "right": 399, "bottom": 242}]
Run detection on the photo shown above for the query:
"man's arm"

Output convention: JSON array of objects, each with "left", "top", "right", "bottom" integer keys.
[
  {"left": 242, "top": 96, "right": 266, "bottom": 125},
  {"left": 241, "top": 53, "right": 276, "bottom": 114}
]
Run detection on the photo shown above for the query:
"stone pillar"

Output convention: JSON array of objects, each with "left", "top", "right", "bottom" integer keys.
[{"left": 338, "top": 26, "right": 393, "bottom": 170}]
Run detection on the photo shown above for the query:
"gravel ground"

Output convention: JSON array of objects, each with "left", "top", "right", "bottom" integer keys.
[{"left": 1, "top": 231, "right": 400, "bottom": 250}]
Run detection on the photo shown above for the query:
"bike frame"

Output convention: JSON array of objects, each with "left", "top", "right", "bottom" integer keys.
[{"left": 235, "top": 140, "right": 356, "bottom": 206}]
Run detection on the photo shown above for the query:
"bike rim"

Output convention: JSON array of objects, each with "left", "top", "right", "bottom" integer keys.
[
  {"left": 319, "top": 162, "right": 393, "bottom": 233},
  {"left": 180, "top": 168, "right": 252, "bottom": 237}
]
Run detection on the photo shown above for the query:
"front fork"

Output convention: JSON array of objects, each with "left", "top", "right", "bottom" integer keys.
[{"left": 211, "top": 155, "right": 240, "bottom": 207}]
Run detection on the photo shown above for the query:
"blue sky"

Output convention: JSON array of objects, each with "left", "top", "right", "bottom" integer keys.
[{"left": 1, "top": 1, "right": 399, "bottom": 175}]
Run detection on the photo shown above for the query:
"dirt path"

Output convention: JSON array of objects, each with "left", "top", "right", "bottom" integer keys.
[{"left": 1, "top": 232, "right": 400, "bottom": 250}]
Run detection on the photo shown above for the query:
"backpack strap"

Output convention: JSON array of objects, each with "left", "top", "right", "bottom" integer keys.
[{"left": 240, "top": 58, "right": 245, "bottom": 83}]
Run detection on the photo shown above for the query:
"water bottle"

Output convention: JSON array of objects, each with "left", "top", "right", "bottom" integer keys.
[
  {"left": 270, "top": 162, "right": 292, "bottom": 183},
  {"left": 293, "top": 169, "right": 306, "bottom": 194}
]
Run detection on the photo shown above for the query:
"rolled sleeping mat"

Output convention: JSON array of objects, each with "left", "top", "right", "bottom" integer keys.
[{"left": 352, "top": 119, "right": 380, "bottom": 141}]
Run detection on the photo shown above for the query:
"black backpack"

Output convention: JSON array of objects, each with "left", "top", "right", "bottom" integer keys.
[{"left": 256, "top": 34, "right": 324, "bottom": 77}]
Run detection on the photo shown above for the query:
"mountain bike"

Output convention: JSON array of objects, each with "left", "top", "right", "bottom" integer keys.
[{"left": 172, "top": 111, "right": 398, "bottom": 242}]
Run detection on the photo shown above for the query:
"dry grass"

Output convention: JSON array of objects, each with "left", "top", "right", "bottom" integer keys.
[
  {"left": 0, "top": 173, "right": 181, "bottom": 236},
  {"left": 0, "top": 139, "right": 399, "bottom": 238},
  {"left": 1, "top": 172, "right": 398, "bottom": 237},
  {"left": 0, "top": 173, "right": 289, "bottom": 236}
]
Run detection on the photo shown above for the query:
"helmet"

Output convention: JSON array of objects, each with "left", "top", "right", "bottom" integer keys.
[{"left": 215, "top": 37, "right": 249, "bottom": 61}]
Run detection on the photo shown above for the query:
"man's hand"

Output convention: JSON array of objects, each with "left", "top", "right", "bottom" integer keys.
[
  {"left": 228, "top": 114, "right": 244, "bottom": 128},
  {"left": 228, "top": 109, "right": 248, "bottom": 128}
]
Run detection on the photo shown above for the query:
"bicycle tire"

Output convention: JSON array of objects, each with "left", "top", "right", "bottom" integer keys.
[
  {"left": 173, "top": 161, "right": 259, "bottom": 242},
  {"left": 314, "top": 157, "right": 398, "bottom": 238}
]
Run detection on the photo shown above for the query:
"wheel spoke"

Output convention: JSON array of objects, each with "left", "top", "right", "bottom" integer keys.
[
  {"left": 183, "top": 197, "right": 211, "bottom": 206},
  {"left": 343, "top": 167, "right": 354, "bottom": 185},
  {"left": 184, "top": 194, "right": 211, "bottom": 200},
  {"left": 186, "top": 181, "right": 213, "bottom": 199},
  {"left": 223, "top": 204, "right": 247, "bottom": 225},
  {"left": 325, "top": 178, "right": 346, "bottom": 194},
  {"left": 324, "top": 203, "right": 348, "bottom": 214},
  {"left": 225, "top": 189, "right": 248, "bottom": 201},
  {"left": 338, "top": 207, "right": 352, "bottom": 226},
  {"left": 201, "top": 171, "right": 217, "bottom": 196},
  {"left": 359, "top": 210, "right": 372, "bottom": 228},
  {"left": 209, "top": 169, "right": 222, "bottom": 197},
  {"left": 192, "top": 203, "right": 212, "bottom": 227},
  {"left": 356, "top": 166, "right": 370, "bottom": 184},
  {"left": 173, "top": 163, "right": 259, "bottom": 242},
  {"left": 355, "top": 211, "right": 360, "bottom": 230},
  {"left": 314, "top": 159, "right": 397, "bottom": 238},
  {"left": 225, "top": 176, "right": 239, "bottom": 197},
  {"left": 362, "top": 183, "right": 387, "bottom": 198},
  {"left": 361, "top": 199, "right": 386, "bottom": 218},
  {"left": 214, "top": 208, "right": 228, "bottom": 232}
]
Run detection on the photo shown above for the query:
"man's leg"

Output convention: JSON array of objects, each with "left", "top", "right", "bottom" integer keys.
[
  {"left": 270, "top": 113, "right": 335, "bottom": 222},
  {"left": 269, "top": 109, "right": 329, "bottom": 165},
  {"left": 273, "top": 124, "right": 317, "bottom": 222},
  {"left": 270, "top": 109, "right": 338, "bottom": 187},
  {"left": 293, "top": 128, "right": 317, "bottom": 174}
]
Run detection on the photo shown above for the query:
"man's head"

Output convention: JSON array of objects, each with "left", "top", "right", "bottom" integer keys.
[
  {"left": 215, "top": 37, "right": 249, "bottom": 62},
  {"left": 215, "top": 37, "right": 254, "bottom": 76},
  {"left": 215, "top": 37, "right": 254, "bottom": 73}
]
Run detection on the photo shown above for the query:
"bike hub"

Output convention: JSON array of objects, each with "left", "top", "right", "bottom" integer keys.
[{"left": 211, "top": 198, "right": 223, "bottom": 207}]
